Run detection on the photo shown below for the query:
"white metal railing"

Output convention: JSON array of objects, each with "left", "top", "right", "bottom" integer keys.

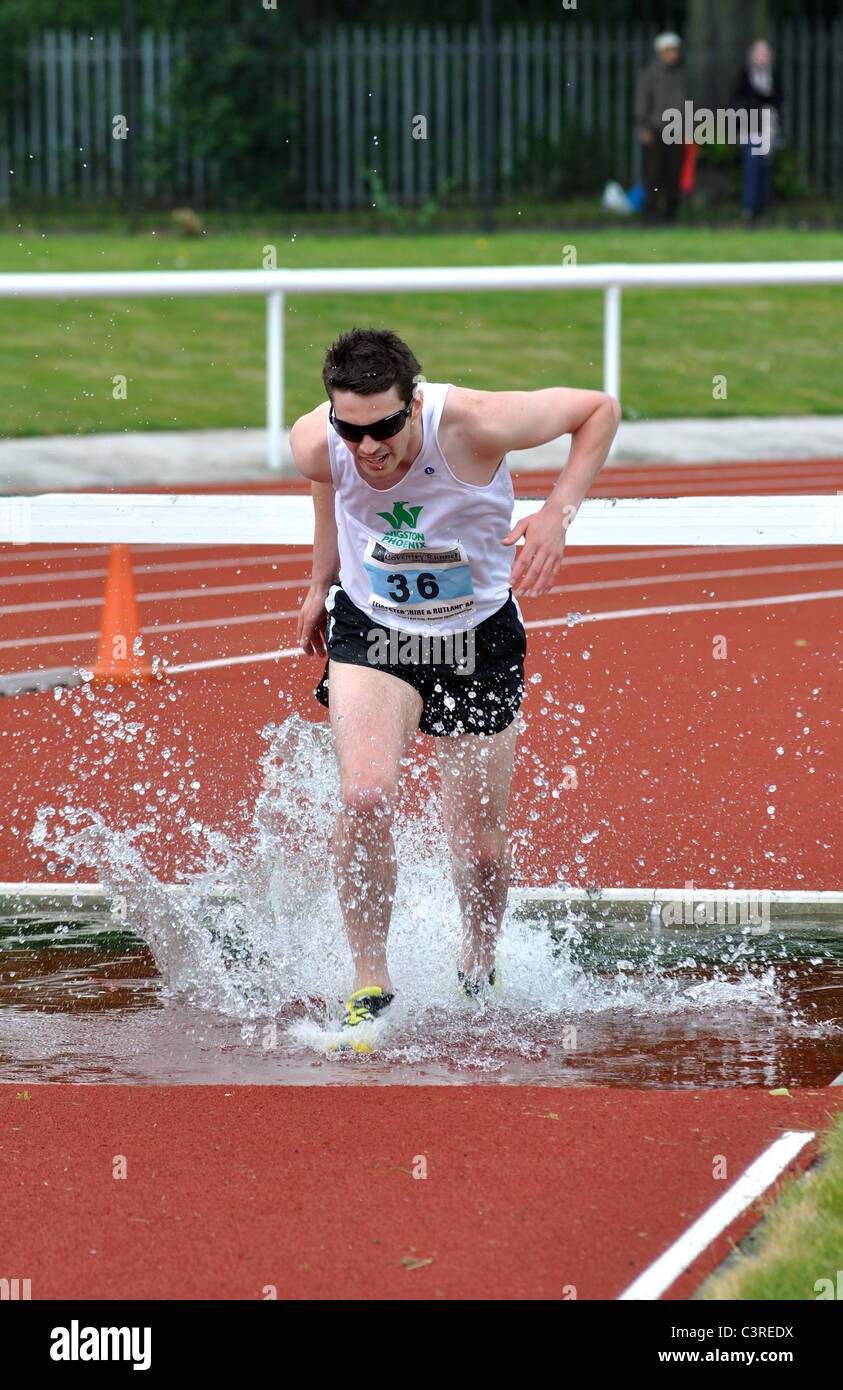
[{"left": 2, "top": 261, "right": 843, "bottom": 472}]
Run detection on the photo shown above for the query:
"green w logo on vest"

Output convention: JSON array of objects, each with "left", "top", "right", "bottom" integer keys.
[
  {"left": 376, "top": 501, "right": 425, "bottom": 550},
  {"left": 376, "top": 502, "right": 423, "bottom": 532}
]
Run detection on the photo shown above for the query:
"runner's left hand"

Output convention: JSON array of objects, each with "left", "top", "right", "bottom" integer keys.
[{"left": 503, "top": 506, "right": 569, "bottom": 597}]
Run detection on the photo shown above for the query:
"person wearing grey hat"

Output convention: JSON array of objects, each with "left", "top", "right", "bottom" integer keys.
[{"left": 635, "top": 32, "right": 688, "bottom": 222}]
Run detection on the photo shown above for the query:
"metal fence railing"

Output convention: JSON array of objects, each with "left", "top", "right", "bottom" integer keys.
[
  {"left": 2, "top": 259, "right": 843, "bottom": 471},
  {"left": 1, "top": 19, "right": 841, "bottom": 210}
]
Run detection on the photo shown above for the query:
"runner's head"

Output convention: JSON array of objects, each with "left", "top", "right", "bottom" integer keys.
[{"left": 323, "top": 328, "right": 424, "bottom": 479}]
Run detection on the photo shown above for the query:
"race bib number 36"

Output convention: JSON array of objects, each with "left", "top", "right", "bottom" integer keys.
[{"left": 363, "top": 538, "right": 476, "bottom": 622}]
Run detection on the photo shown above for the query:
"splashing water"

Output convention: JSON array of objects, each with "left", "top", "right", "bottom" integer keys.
[{"left": 25, "top": 712, "right": 840, "bottom": 1081}]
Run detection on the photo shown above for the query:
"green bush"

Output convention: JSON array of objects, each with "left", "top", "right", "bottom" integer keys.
[
  {"left": 151, "top": 16, "right": 302, "bottom": 211},
  {"left": 503, "top": 122, "right": 617, "bottom": 201}
]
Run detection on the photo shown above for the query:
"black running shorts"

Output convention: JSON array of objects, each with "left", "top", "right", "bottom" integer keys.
[{"left": 315, "top": 585, "right": 526, "bottom": 738}]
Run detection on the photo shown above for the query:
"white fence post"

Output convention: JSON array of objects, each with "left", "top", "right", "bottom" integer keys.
[
  {"left": 266, "top": 290, "right": 285, "bottom": 473},
  {"left": 603, "top": 281, "right": 621, "bottom": 402},
  {"left": 603, "top": 283, "right": 621, "bottom": 458},
  {"left": 1, "top": 262, "right": 842, "bottom": 484}
]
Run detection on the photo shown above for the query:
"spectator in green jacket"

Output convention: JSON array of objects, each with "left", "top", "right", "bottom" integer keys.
[{"left": 635, "top": 31, "right": 688, "bottom": 223}]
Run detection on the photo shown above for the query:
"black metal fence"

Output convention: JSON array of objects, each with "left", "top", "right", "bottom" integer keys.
[{"left": 1, "top": 19, "right": 840, "bottom": 210}]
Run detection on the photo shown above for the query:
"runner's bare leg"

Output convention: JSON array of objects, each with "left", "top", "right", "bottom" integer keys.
[
  {"left": 437, "top": 721, "right": 519, "bottom": 979},
  {"left": 328, "top": 660, "right": 422, "bottom": 994}
]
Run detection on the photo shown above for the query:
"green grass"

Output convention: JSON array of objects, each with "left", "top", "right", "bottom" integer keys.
[
  {"left": 1, "top": 225, "right": 842, "bottom": 435},
  {"left": 699, "top": 1110, "right": 843, "bottom": 1301}
]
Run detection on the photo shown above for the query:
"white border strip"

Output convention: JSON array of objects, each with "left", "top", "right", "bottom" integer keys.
[
  {"left": 1, "top": 494, "right": 840, "bottom": 547},
  {"left": 1, "top": 883, "right": 840, "bottom": 911},
  {"left": 617, "top": 1130, "right": 815, "bottom": 1301},
  {"left": 513, "top": 887, "right": 843, "bottom": 908}
]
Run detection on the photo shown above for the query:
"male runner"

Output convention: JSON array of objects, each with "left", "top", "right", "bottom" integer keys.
[{"left": 291, "top": 328, "right": 619, "bottom": 1047}]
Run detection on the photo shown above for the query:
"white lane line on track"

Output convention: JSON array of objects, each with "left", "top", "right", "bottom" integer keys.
[
  {"left": 0, "top": 539, "right": 831, "bottom": 582},
  {"left": 5, "top": 585, "right": 843, "bottom": 657},
  {"left": 526, "top": 586, "right": 843, "bottom": 629},
  {"left": 558, "top": 544, "right": 833, "bottom": 567},
  {"left": 5, "top": 560, "right": 843, "bottom": 617},
  {"left": 0, "top": 542, "right": 311, "bottom": 565},
  {"left": 0, "top": 608, "right": 301, "bottom": 651},
  {"left": 554, "top": 559, "right": 843, "bottom": 595},
  {"left": 617, "top": 1130, "right": 815, "bottom": 1301},
  {"left": 0, "top": 551, "right": 312, "bottom": 587},
  {"left": 556, "top": 541, "right": 839, "bottom": 565},
  {"left": 585, "top": 485, "right": 843, "bottom": 500},
  {"left": 0, "top": 545, "right": 111, "bottom": 564},
  {"left": 165, "top": 648, "right": 302, "bottom": 673},
  {"left": 1, "top": 577, "right": 305, "bottom": 614}
]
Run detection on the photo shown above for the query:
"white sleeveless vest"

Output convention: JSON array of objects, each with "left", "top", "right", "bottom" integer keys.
[{"left": 327, "top": 382, "right": 515, "bottom": 632}]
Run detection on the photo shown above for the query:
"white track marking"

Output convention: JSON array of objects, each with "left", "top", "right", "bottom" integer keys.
[
  {"left": 105, "top": 583, "right": 843, "bottom": 668},
  {"left": 617, "top": 1130, "right": 815, "bottom": 1301},
  {"left": 0, "top": 541, "right": 310, "bottom": 564},
  {"left": 1, "top": 577, "right": 307, "bottom": 615},
  {"left": 0, "top": 607, "right": 300, "bottom": 651},
  {"left": 525, "top": 587, "right": 843, "bottom": 630},
  {"left": 548, "top": 559, "right": 843, "bottom": 597},
  {"left": 165, "top": 648, "right": 302, "bottom": 674},
  {"left": 4, "top": 561, "right": 843, "bottom": 617},
  {"left": 560, "top": 543, "right": 832, "bottom": 567},
  {"left": 0, "top": 629, "right": 101, "bottom": 651},
  {"left": 0, "top": 551, "right": 311, "bottom": 587},
  {"left": 0, "top": 539, "right": 827, "bottom": 574},
  {"left": 577, "top": 480, "right": 843, "bottom": 497},
  {"left": 0, "top": 545, "right": 111, "bottom": 564},
  {"left": 183, "top": 586, "right": 842, "bottom": 670},
  {"left": 3, "top": 587, "right": 841, "bottom": 659}
]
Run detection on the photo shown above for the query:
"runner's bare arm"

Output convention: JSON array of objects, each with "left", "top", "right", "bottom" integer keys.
[
  {"left": 290, "top": 405, "right": 338, "bottom": 655},
  {"left": 451, "top": 386, "right": 621, "bottom": 598},
  {"left": 289, "top": 401, "right": 333, "bottom": 485}
]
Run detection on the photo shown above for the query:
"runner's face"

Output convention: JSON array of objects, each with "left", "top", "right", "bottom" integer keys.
[{"left": 331, "top": 386, "right": 421, "bottom": 480}]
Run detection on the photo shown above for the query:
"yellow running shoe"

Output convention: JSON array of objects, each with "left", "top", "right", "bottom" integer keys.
[
  {"left": 329, "top": 986, "right": 394, "bottom": 1054},
  {"left": 457, "top": 967, "right": 499, "bottom": 1001}
]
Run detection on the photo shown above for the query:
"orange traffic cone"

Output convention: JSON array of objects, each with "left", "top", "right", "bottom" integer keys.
[{"left": 90, "top": 544, "right": 160, "bottom": 684}]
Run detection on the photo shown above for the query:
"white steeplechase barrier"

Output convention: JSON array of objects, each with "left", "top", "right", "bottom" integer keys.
[{"left": 1, "top": 492, "right": 840, "bottom": 547}]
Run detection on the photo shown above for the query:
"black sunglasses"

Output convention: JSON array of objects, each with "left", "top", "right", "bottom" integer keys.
[{"left": 329, "top": 397, "right": 414, "bottom": 444}]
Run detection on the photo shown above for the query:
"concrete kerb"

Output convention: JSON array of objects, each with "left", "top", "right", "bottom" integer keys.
[{"left": 1, "top": 416, "right": 842, "bottom": 491}]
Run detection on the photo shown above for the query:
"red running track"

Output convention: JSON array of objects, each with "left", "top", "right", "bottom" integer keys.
[
  {"left": 1, "top": 1083, "right": 840, "bottom": 1301},
  {"left": 1, "top": 459, "right": 842, "bottom": 1301},
  {"left": 1, "top": 461, "right": 841, "bottom": 887}
]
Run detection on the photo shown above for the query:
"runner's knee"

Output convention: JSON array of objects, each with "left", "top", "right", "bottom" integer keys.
[
  {"left": 339, "top": 775, "right": 397, "bottom": 825},
  {"left": 450, "top": 826, "right": 509, "bottom": 872}
]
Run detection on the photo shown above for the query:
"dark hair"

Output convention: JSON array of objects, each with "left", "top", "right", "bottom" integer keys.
[{"left": 322, "top": 327, "right": 422, "bottom": 404}]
